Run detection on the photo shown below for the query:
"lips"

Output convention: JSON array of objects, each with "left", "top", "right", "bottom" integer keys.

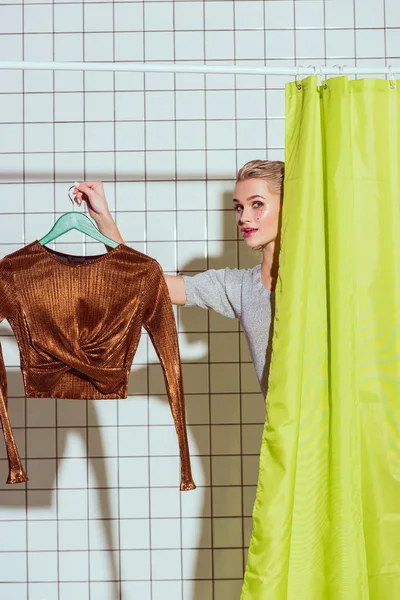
[{"left": 242, "top": 228, "right": 258, "bottom": 237}]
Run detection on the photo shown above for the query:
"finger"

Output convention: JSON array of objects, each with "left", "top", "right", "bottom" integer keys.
[
  {"left": 75, "top": 182, "right": 93, "bottom": 197},
  {"left": 72, "top": 190, "right": 83, "bottom": 201},
  {"left": 77, "top": 181, "right": 102, "bottom": 190},
  {"left": 74, "top": 193, "right": 87, "bottom": 207}
]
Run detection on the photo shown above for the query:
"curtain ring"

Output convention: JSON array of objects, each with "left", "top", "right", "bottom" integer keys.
[
  {"left": 296, "top": 64, "right": 305, "bottom": 90},
  {"left": 294, "top": 65, "right": 301, "bottom": 90},
  {"left": 320, "top": 65, "right": 328, "bottom": 90},
  {"left": 388, "top": 65, "right": 396, "bottom": 89},
  {"left": 333, "top": 64, "right": 344, "bottom": 76},
  {"left": 307, "top": 64, "right": 317, "bottom": 77}
]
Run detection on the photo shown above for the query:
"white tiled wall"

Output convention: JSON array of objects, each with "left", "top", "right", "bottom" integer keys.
[{"left": 0, "top": 1, "right": 398, "bottom": 599}]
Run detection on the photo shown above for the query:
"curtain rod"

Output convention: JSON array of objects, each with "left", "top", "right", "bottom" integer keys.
[{"left": 0, "top": 61, "right": 399, "bottom": 76}]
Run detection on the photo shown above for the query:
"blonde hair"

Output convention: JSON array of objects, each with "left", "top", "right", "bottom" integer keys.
[{"left": 236, "top": 159, "right": 285, "bottom": 196}]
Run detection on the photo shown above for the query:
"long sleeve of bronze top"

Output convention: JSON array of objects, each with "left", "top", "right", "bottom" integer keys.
[
  {"left": 0, "top": 258, "right": 28, "bottom": 484},
  {"left": 142, "top": 261, "right": 196, "bottom": 491}
]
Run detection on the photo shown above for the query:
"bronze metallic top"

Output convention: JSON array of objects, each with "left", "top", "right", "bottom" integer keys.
[{"left": 0, "top": 240, "right": 195, "bottom": 491}]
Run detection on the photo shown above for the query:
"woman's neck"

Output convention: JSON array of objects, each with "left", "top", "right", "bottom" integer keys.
[{"left": 260, "top": 239, "right": 280, "bottom": 292}]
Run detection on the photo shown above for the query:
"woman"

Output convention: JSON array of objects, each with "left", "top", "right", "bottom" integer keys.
[{"left": 73, "top": 159, "right": 284, "bottom": 398}]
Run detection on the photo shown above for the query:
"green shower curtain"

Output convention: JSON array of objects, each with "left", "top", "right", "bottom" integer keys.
[{"left": 241, "top": 75, "right": 400, "bottom": 600}]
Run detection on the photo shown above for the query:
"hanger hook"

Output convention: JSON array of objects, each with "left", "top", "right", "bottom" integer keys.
[
  {"left": 68, "top": 183, "right": 80, "bottom": 210},
  {"left": 307, "top": 64, "right": 317, "bottom": 75}
]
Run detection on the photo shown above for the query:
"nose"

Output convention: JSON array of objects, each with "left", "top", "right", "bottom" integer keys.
[{"left": 238, "top": 206, "right": 252, "bottom": 224}]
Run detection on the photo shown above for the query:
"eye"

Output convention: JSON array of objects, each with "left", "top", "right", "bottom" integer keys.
[
  {"left": 253, "top": 201, "right": 263, "bottom": 209},
  {"left": 233, "top": 204, "right": 242, "bottom": 212}
]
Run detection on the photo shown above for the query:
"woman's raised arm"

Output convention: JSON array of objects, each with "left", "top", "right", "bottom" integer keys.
[{"left": 73, "top": 181, "right": 187, "bottom": 306}]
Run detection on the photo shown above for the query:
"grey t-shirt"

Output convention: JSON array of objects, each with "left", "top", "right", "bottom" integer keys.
[{"left": 181, "top": 263, "right": 275, "bottom": 398}]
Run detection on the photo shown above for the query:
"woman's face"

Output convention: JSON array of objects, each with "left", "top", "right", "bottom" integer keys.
[{"left": 233, "top": 178, "right": 281, "bottom": 248}]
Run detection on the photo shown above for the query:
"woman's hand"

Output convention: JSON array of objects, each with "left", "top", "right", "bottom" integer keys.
[
  {"left": 73, "top": 180, "right": 185, "bottom": 299},
  {"left": 72, "top": 181, "right": 125, "bottom": 246},
  {"left": 72, "top": 181, "right": 111, "bottom": 221}
]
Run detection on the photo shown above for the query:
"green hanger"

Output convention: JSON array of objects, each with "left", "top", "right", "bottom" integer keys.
[
  {"left": 39, "top": 185, "right": 119, "bottom": 248},
  {"left": 39, "top": 211, "right": 119, "bottom": 248}
]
